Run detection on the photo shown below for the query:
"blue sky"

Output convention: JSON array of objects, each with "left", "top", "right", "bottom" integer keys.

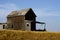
[{"left": 0, "top": 0, "right": 60, "bottom": 32}]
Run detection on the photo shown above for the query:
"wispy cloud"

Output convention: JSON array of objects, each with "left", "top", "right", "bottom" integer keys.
[
  {"left": 33, "top": 8, "right": 60, "bottom": 17},
  {"left": 0, "top": 3, "right": 19, "bottom": 22},
  {"left": 0, "top": 3, "right": 60, "bottom": 23}
]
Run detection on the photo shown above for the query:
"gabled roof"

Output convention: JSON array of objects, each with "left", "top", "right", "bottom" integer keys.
[{"left": 7, "top": 8, "right": 36, "bottom": 17}]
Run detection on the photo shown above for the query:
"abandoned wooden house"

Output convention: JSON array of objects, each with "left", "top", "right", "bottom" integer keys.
[
  {"left": 0, "top": 8, "right": 46, "bottom": 31},
  {"left": 5, "top": 8, "right": 46, "bottom": 31}
]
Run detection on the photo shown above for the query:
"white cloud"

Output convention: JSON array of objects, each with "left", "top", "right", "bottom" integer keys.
[
  {"left": 0, "top": 3, "right": 19, "bottom": 22},
  {"left": 33, "top": 8, "right": 60, "bottom": 17}
]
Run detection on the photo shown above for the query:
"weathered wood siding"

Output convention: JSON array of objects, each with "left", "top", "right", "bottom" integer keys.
[
  {"left": 0, "top": 25, "right": 3, "bottom": 30},
  {"left": 24, "top": 20, "right": 31, "bottom": 31},
  {"left": 7, "top": 16, "right": 25, "bottom": 30}
]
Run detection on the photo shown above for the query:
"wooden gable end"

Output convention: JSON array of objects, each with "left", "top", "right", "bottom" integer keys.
[{"left": 25, "top": 9, "right": 36, "bottom": 21}]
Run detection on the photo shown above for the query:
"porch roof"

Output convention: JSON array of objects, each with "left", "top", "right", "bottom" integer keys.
[{"left": 32, "top": 21, "right": 45, "bottom": 24}]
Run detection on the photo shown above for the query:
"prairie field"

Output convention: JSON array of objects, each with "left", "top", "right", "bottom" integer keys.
[{"left": 0, "top": 30, "right": 60, "bottom": 40}]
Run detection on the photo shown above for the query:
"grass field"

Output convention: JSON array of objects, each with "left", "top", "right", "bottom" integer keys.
[{"left": 0, "top": 30, "right": 60, "bottom": 40}]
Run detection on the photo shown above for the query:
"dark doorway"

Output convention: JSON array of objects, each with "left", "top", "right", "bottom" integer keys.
[
  {"left": 31, "top": 22, "right": 36, "bottom": 31},
  {"left": 3, "top": 25, "right": 5, "bottom": 29},
  {"left": 12, "top": 24, "right": 13, "bottom": 28}
]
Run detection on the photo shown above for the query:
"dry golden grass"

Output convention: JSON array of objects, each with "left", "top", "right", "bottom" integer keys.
[{"left": 0, "top": 30, "right": 60, "bottom": 40}]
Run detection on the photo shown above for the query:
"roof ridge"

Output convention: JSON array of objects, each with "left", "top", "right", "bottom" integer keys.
[{"left": 7, "top": 8, "right": 33, "bottom": 17}]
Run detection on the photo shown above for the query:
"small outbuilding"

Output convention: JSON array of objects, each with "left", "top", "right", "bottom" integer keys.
[
  {"left": 6, "top": 8, "right": 46, "bottom": 31},
  {"left": 0, "top": 23, "right": 7, "bottom": 30}
]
